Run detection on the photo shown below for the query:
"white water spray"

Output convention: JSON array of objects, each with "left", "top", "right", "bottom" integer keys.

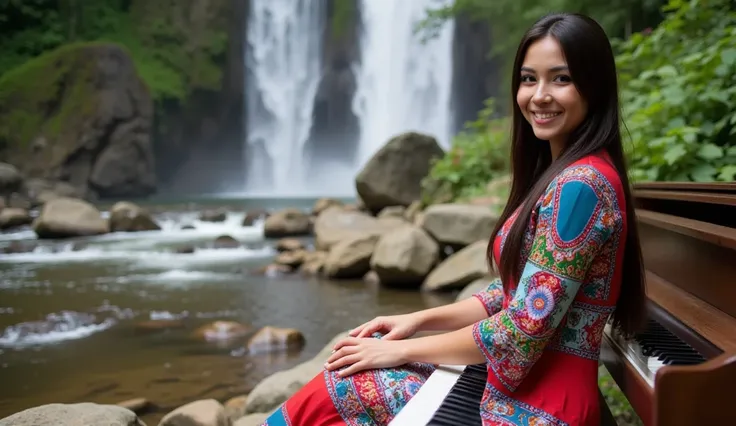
[
  {"left": 244, "top": 0, "right": 326, "bottom": 195},
  {"left": 352, "top": 0, "right": 455, "bottom": 165}
]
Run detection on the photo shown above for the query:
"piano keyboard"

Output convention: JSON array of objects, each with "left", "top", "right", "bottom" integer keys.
[
  {"left": 427, "top": 364, "right": 486, "bottom": 426},
  {"left": 604, "top": 319, "right": 707, "bottom": 387}
]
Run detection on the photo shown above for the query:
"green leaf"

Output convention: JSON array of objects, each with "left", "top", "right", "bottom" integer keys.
[
  {"left": 721, "top": 48, "right": 736, "bottom": 65},
  {"left": 664, "top": 145, "right": 687, "bottom": 165},
  {"left": 717, "top": 165, "right": 736, "bottom": 181},
  {"left": 690, "top": 164, "right": 718, "bottom": 182},
  {"left": 697, "top": 144, "right": 724, "bottom": 160}
]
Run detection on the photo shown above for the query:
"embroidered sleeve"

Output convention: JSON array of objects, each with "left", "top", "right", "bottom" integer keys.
[
  {"left": 472, "top": 168, "right": 622, "bottom": 391},
  {"left": 472, "top": 278, "right": 505, "bottom": 316}
]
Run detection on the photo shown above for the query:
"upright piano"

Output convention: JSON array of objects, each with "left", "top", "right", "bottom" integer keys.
[{"left": 391, "top": 182, "right": 736, "bottom": 426}]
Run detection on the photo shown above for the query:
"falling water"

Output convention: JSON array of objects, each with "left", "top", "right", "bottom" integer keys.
[
  {"left": 352, "top": 0, "right": 455, "bottom": 166},
  {"left": 244, "top": 0, "right": 326, "bottom": 195}
]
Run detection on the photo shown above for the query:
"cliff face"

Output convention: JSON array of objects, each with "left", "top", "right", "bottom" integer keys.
[{"left": 0, "top": 43, "right": 156, "bottom": 199}]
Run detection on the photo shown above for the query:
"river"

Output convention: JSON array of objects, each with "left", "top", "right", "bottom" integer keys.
[{"left": 0, "top": 197, "right": 454, "bottom": 424}]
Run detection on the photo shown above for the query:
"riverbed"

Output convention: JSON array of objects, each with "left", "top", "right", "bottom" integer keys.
[{"left": 0, "top": 199, "right": 454, "bottom": 423}]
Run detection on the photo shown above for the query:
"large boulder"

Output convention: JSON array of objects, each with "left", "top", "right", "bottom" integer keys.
[
  {"left": 109, "top": 201, "right": 160, "bottom": 232},
  {"left": 0, "top": 163, "right": 23, "bottom": 196},
  {"left": 0, "top": 43, "right": 156, "bottom": 199},
  {"left": 355, "top": 132, "right": 444, "bottom": 213},
  {"left": 370, "top": 226, "right": 439, "bottom": 287},
  {"left": 422, "top": 240, "right": 493, "bottom": 292},
  {"left": 323, "top": 233, "right": 381, "bottom": 279},
  {"left": 419, "top": 204, "right": 498, "bottom": 247},
  {"left": 313, "top": 206, "right": 404, "bottom": 251},
  {"left": 263, "top": 208, "right": 311, "bottom": 238},
  {"left": 33, "top": 197, "right": 109, "bottom": 239},
  {"left": 0, "top": 402, "right": 144, "bottom": 426}
]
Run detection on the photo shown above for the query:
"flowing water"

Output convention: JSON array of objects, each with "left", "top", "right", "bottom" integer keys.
[{"left": 0, "top": 199, "right": 453, "bottom": 423}]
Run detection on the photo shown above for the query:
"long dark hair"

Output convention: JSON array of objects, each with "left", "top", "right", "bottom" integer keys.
[{"left": 488, "top": 13, "right": 646, "bottom": 336}]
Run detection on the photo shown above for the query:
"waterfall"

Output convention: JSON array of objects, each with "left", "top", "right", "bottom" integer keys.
[
  {"left": 244, "top": 0, "right": 326, "bottom": 195},
  {"left": 242, "top": 0, "right": 454, "bottom": 197},
  {"left": 352, "top": 0, "right": 455, "bottom": 166}
]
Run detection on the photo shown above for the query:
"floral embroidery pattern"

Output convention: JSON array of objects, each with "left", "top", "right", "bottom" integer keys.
[
  {"left": 323, "top": 339, "right": 435, "bottom": 426},
  {"left": 474, "top": 166, "right": 623, "bottom": 392},
  {"left": 263, "top": 405, "right": 293, "bottom": 426},
  {"left": 481, "top": 382, "right": 568, "bottom": 426},
  {"left": 473, "top": 278, "right": 505, "bottom": 316}
]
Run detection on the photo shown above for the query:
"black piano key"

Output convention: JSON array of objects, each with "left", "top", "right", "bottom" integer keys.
[
  {"left": 633, "top": 319, "right": 707, "bottom": 367},
  {"left": 427, "top": 364, "right": 486, "bottom": 426}
]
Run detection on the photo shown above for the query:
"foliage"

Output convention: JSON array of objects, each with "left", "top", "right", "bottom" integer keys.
[
  {"left": 617, "top": 0, "right": 736, "bottom": 182},
  {"left": 0, "top": 42, "right": 102, "bottom": 152},
  {"left": 420, "top": 99, "right": 510, "bottom": 205},
  {"left": 598, "top": 368, "right": 644, "bottom": 426},
  {"left": 0, "top": 0, "right": 229, "bottom": 104}
]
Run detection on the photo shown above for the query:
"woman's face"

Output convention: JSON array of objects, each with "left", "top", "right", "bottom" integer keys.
[{"left": 516, "top": 36, "right": 587, "bottom": 149}]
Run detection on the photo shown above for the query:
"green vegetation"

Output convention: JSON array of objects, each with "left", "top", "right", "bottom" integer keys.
[
  {"left": 420, "top": 0, "right": 736, "bottom": 206},
  {"left": 0, "top": 42, "right": 103, "bottom": 151},
  {"left": 331, "top": 0, "right": 356, "bottom": 40},
  {"left": 0, "top": 0, "right": 229, "bottom": 104}
]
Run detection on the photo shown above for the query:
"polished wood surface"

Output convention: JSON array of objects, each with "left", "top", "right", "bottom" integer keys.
[{"left": 600, "top": 181, "right": 736, "bottom": 426}]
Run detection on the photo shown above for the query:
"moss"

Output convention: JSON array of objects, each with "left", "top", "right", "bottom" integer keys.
[
  {"left": 0, "top": 42, "right": 112, "bottom": 152},
  {"left": 330, "top": 0, "right": 356, "bottom": 40}
]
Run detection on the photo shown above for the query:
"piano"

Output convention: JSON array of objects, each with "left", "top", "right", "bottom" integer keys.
[{"left": 391, "top": 182, "right": 736, "bottom": 426}]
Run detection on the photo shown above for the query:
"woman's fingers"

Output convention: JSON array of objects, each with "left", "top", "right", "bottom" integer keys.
[
  {"left": 356, "top": 321, "right": 383, "bottom": 338},
  {"left": 338, "top": 361, "right": 369, "bottom": 378},
  {"left": 327, "top": 341, "right": 359, "bottom": 364},
  {"left": 325, "top": 354, "right": 360, "bottom": 372}
]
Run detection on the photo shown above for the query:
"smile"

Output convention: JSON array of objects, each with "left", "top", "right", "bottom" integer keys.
[{"left": 533, "top": 112, "right": 562, "bottom": 119}]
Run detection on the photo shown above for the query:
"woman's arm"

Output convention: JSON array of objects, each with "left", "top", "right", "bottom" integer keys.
[{"left": 412, "top": 278, "right": 505, "bottom": 332}]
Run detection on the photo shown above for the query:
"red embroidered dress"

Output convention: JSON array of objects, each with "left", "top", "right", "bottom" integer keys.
[{"left": 262, "top": 153, "right": 626, "bottom": 426}]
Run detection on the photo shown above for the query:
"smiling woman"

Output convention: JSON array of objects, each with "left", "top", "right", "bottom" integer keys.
[{"left": 260, "top": 12, "right": 646, "bottom": 426}]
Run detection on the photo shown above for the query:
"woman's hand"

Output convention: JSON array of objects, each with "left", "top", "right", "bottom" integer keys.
[
  {"left": 325, "top": 336, "right": 408, "bottom": 377},
  {"left": 348, "top": 313, "right": 421, "bottom": 340}
]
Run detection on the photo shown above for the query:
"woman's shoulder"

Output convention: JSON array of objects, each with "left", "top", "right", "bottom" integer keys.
[{"left": 549, "top": 152, "right": 624, "bottom": 209}]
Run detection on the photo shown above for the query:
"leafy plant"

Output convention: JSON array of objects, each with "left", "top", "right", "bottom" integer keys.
[
  {"left": 421, "top": 99, "right": 511, "bottom": 205},
  {"left": 616, "top": 0, "right": 736, "bottom": 182}
]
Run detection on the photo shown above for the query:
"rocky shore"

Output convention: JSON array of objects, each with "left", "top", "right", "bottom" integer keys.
[{"left": 0, "top": 131, "right": 503, "bottom": 426}]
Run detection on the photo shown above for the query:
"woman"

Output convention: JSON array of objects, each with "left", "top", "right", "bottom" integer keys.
[{"left": 262, "top": 12, "right": 646, "bottom": 426}]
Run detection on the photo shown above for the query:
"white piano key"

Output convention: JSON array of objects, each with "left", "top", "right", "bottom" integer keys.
[{"left": 389, "top": 364, "right": 466, "bottom": 426}]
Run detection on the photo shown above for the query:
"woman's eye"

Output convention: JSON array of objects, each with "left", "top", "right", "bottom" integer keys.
[
  {"left": 555, "top": 75, "right": 572, "bottom": 83},
  {"left": 520, "top": 75, "right": 535, "bottom": 83}
]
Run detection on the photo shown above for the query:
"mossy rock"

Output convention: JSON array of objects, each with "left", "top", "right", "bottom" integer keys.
[{"left": 0, "top": 42, "right": 157, "bottom": 198}]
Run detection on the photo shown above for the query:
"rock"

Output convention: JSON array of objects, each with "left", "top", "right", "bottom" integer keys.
[
  {"left": 158, "top": 399, "right": 230, "bottom": 426},
  {"left": 192, "top": 321, "right": 250, "bottom": 342},
  {"left": 312, "top": 197, "right": 343, "bottom": 215},
  {"left": 109, "top": 201, "right": 161, "bottom": 232},
  {"left": 0, "top": 402, "right": 144, "bottom": 426},
  {"left": 263, "top": 208, "right": 311, "bottom": 238},
  {"left": 422, "top": 240, "right": 493, "bottom": 291},
  {"left": 243, "top": 332, "right": 349, "bottom": 414},
  {"left": 253, "top": 264, "right": 292, "bottom": 277},
  {"left": 0, "top": 208, "right": 32, "bottom": 230},
  {"left": 33, "top": 197, "right": 109, "bottom": 239},
  {"left": 134, "top": 319, "right": 186, "bottom": 335},
  {"left": 0, "top": 44, "right": 157, "bottom": 199},
  {"left": 299, "top": 251, "right": 327, "bottom": 276},
  {"left": 116, "top": 398, "right": 151, "bottom": 414},
  {"left": 275, "top": 238, "right": 305, "bottom": 252},
  {"left": 377, "top": 205, "right": 407, "bottom": 219},
  {"left": 370, "top": 226, "right": 439, "bottom": 287},
  {"left": 323, "top": 233, "right": 380, "bottom": 279},
  {"left": 313, "top": 206, "right": 404, "bottom": 251},
  {"left": 242, "top": 209, "right": 269, "bottom": 227},
  {"left": 274, "top": 250, "right": 306, "bottom": 269},
  {"left": 404, "top": 201, "right": 423, "bottom": 223},
  {"left": 455, "top": 277, "right": 495, "bottom": 302},
  {"left": 0, "top": 163, "right": 23, "bottom": 196},
  {"left": 246, "top": 326, "right": 305, "bottom": 355},
  {"left": 419, "top": 204, "right": 498, "bottom": 247},
  {"left": 355, "top": 132, "right": 444, "bottom": 213},
  {"left": 223, "top": 395, "right": 249, "bottom": 423},
  {"left": 25, "top": 178, "right": 84, "bottom": 205},
  {"left": 7, "top": 193, "right": 31, "bottom": 210},
  {"left": 213, "top": 235, "right": 240, "bottom": 249},
  {"left": 233, "top": 413, "right": 271, "bottom": 426},
  {"left": 200, "top": 209, "right": 228, "bottom": 223}
]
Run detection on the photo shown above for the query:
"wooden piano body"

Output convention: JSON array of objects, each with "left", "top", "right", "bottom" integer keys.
[
  {"left": 601, "top": 181, "right": 736, "bottom": 426},
  {"left": 391, "top": 182, "right": 736, "bottom": 426}
]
